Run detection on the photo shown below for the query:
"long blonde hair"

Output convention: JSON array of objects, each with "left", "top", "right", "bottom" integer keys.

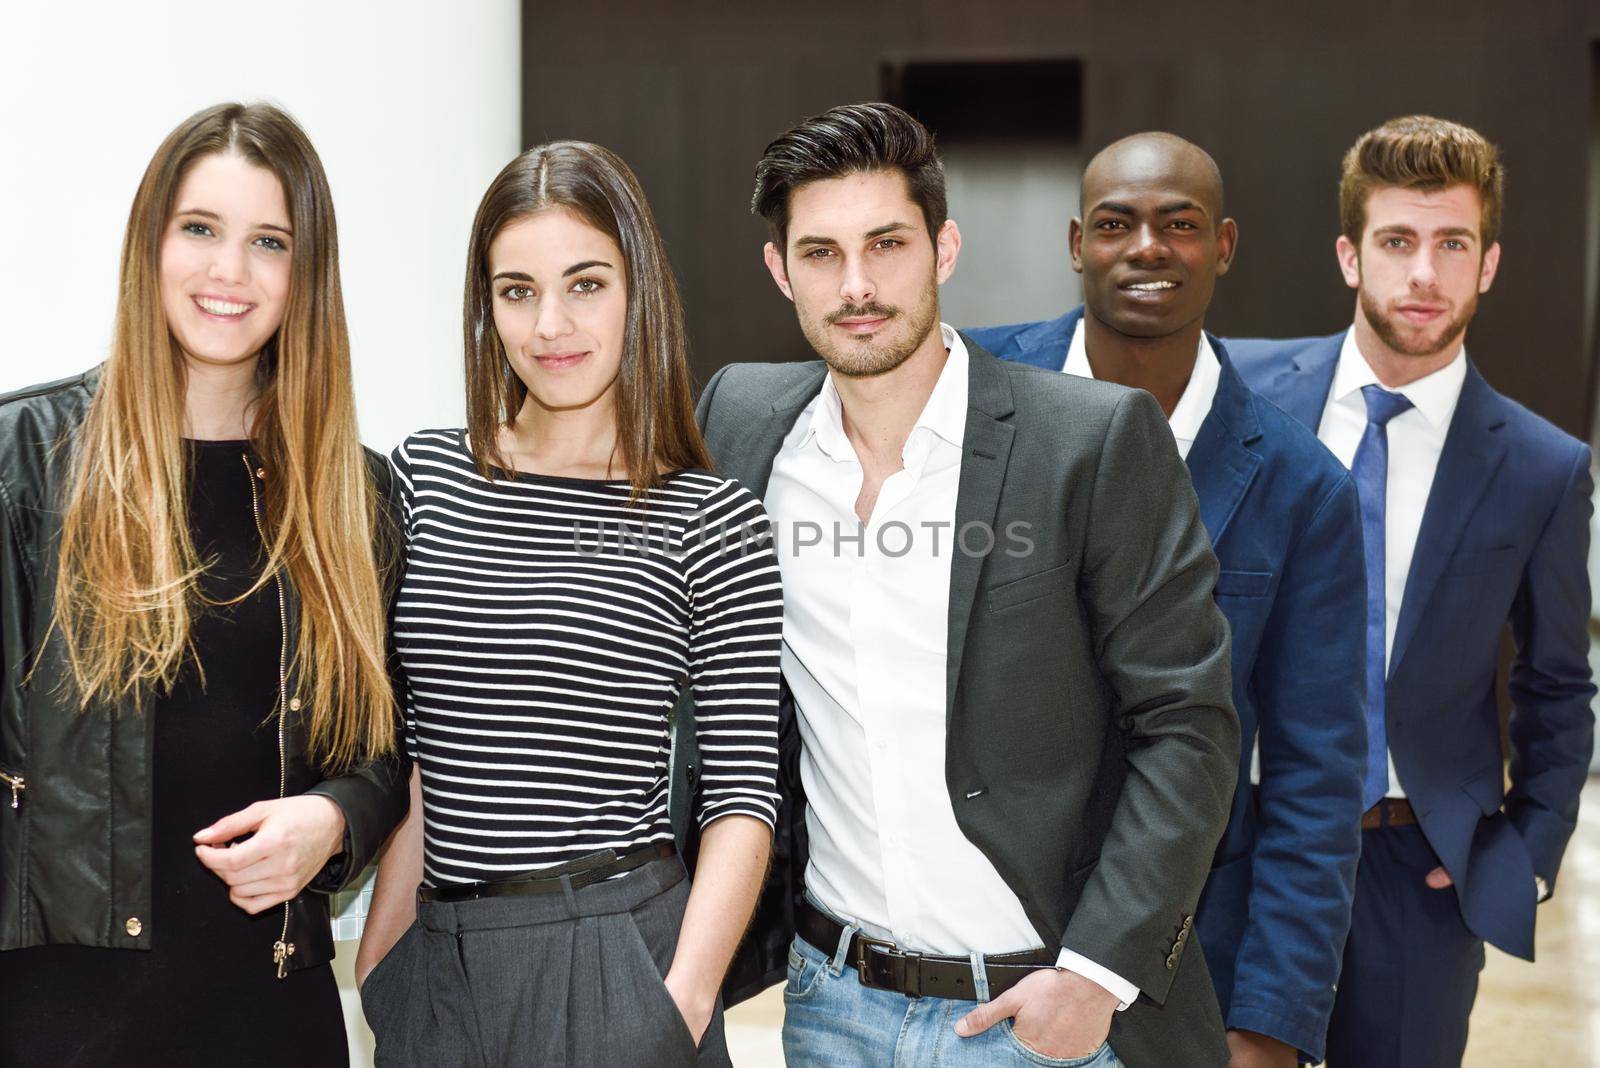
[{"left": 51, "top": 102, "right": 395, "bottom": 770}]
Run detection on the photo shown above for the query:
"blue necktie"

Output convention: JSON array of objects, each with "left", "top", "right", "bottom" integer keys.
[{"left": 1352, "top": 384, "right": 1414, "bottom": 809}]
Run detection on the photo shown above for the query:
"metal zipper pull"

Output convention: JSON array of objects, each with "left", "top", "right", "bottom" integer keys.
[
  {"left": 1, "top": 772, "right": 23, "bottom": 810},
  {"left": 273, "top": 939, "right": 296, "bottom": 979}
]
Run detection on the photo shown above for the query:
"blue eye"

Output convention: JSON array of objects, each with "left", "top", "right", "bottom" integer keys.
[
  {"left": 572, "top": 278, "right": 602, "bottom": 294},
  {"left": 182, "top": 221, "right": 213, "bottom": 237},
  {"left": 500, "top": 285, "right": 534, "bottom": 301},
  {"left": 255, "top": 235, "right": 288, "bottom": 252}
]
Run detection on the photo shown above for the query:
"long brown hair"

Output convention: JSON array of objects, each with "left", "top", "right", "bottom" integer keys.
[
  {"left": 51, "top": 102, "right": 395, "bottom": 770},
  {"left": 462, "top": 141, "right": 712, "bottom": 499}
]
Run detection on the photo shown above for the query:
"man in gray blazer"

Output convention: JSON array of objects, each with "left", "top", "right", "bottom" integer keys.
[{"left": 694, "top": 103, "right": 1239, "bottom": 1068}]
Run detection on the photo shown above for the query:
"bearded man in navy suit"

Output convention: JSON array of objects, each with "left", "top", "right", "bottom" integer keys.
[
  {"left": 969, "top": 133, "right": 1368, "bottom": 1068},
  {"left": 1226, "top": 115, "right": 1596, "bottom": 1068}
]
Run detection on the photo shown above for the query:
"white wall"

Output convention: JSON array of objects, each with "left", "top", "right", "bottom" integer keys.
[
  {"left": 0, "top": 3, "right": 521, "bottom": 1063},
  {"left": 0, "top": 0, "right": 522, "bottom": 453}
]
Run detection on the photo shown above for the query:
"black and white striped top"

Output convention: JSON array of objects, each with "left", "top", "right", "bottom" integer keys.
[{"left": 390, "top": 429, "right": 783, "bottom": 887}]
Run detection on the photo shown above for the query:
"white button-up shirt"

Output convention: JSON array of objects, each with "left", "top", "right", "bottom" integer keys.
[
  {"left": 1316, "top": 327, "right": 1467, "bottom": 799},
  {"left": 1063, "top": 318, "right": 1221, "bottom": 460},
  {"left": 765, "top": 323, "right": 1139, "bottom": 1007}
]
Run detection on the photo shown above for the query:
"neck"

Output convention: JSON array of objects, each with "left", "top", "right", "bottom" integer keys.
[
  {"left": 504, "top": 387, "right": 623, "bottom": 478},
  {"left": 1080, "top": 310, "right": 1202, "bottom": 417},
  {"left": 183, "top": 355, "right": 261, "bottom": 440},
  {"left": 1351, "top": 308, "right": 1464, "bottom": 389},
  {"left": 832, "top": 323, "right": 950, "bottom": 470}
]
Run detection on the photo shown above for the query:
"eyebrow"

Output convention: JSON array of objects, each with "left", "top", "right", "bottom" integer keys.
[
  {"left": 174, "top": 207, "right": 292, "bottom": 235},
  {"left": 1372, "top": 224, "right": 1477, "bottom": 240},
  {"left": 1091, "top": 199, "right": 1208, "bottom": 217},
  {"left": 562, "top": 259, "right": 613, "bottom": 277},
  {"left": 793, "top": 220, "right": 915, "bottom": 247}
]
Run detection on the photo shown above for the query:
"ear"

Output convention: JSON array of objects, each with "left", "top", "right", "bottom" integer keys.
[
  {"left": 934, "top": 219, "right": 962, "bottom": 284},
  {"left": 1214, "top": 217, "right": 1239, "bottom": 277},
  {"left": 1335, "top": 234, "right": 1361, "bottom": 289},
  {"left": 1477, "top": 241, "right": 1501, "bottom": 294},
  {"left": 1068, "top": 217, "right": 1085, "bottom": 274},
  {"left": 763, "top": 241, "right": 794, "bottom": 302}
]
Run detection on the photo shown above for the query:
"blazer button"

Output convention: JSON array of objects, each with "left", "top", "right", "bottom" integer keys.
[
  {"left": 1182, "top": 915, "right": 1194, "bottom": 930},
  {"left": 288, "top": 697, "right": 303, "bottom": 712},
  {"left": 1166, "top": 952, "right": 1178, "bottom": 970},
  {"left": 125, "top": 917, "right": 143, "bottom": 937}
]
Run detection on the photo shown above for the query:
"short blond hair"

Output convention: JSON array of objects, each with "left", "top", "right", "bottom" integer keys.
[{"left": 1339, "top": 115, "right": 1504, "bottom": 247}]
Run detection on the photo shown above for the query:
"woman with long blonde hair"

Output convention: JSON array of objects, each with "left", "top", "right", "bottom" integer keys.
[{"left": 0, "top": 103, "right": 408, "bottom": 1066}]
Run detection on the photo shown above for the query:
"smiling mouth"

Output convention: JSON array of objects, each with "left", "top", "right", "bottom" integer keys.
[
  {"left": 1119, "top": 280, "right": 1180, "bottom": 296},
  {"left": 193, "top": 295, "right": 255, "bottom": 319},
  {"left": 533, "top": 351, "right": 590, "bottom": 371}
]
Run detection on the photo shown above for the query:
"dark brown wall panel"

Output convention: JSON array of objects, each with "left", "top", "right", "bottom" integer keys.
[{"left": 521, "top": 0, "right": 1598, "bottom": 439}]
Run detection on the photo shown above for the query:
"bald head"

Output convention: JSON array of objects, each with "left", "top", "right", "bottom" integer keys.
[
  {"left": 1070, "top": 131, "right": 1237, "bottom": 341},
  {"left": 1081, "top": 132, "right": 1224, "bottom": 223}
]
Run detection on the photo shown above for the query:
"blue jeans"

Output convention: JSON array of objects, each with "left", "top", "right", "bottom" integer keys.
[{"left": 782, "top": 931, "right": 1122, "bottom": 1068}]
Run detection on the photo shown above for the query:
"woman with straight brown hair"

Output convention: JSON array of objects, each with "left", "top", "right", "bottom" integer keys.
[
  {"left": 0, "top": 103, "right": 409, "bottom": 1066},
  {"left": 355, "top": 142, "right": 781, "bottom": 1066}
]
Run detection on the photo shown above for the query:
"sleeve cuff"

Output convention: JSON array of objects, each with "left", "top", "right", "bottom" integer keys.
[{"left": 1055, "top": 948, "right": 1139, "bottom": 1010}]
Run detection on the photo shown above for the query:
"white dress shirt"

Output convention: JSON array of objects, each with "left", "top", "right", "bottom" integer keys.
[
  {"left": 1063, "top": 319, "right": 1221, "bottom": 460},
  {"left": 1316, "top": 328, "right": 1467, "bottom": 799},
  {"left": 765, "top": 323, "right": 1140, "bottom": 1008}
]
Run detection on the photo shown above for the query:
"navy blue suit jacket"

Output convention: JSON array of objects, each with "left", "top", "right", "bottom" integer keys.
[
  {"left": 970, "top": 309, "right": 1367, "bottom": 1060},
  {"left": 1229, "top": 331, "right": 1596, "bottom": 964}
]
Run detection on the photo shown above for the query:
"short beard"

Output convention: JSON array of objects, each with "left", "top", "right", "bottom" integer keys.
[
  {"left": 797, "top": 287, "right": 939, "bottom": 380},
  {"left": 1358, "top": 282, "right": 1476, "bottom": 359}
]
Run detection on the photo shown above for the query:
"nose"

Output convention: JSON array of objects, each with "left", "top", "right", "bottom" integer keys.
[
  {"left": 533, "top": 293, "right": 576, "bottom": 340},
  {"left": 1408, "top": 248, "right": 1440, "bottom": 291},
  {"left": 838, "top": 254, "right": 877, "bottom": 307},
  {"left": 206, "top": 239, "right": 250, "bottom": 287},
  {"left": 1127, "top": 221, "right": 1169, "bottom": 265}
]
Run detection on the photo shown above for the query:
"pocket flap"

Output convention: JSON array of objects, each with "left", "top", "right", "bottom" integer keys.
[
  {"left": 987, "top": 562, "right": 1072, "bottom": 612},
  {"left": 1214, "top": 570, "right": 1272, "bottom": 598},
  {"left": 1460, "top": 761, "right": 1505, "bottom": 817}
]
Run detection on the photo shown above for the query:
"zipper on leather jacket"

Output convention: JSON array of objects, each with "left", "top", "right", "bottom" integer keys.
[
  {"left": 0, "top": 770, "right": 23, "bottom": 810},
  {"left": 243, "top": 453, "right": 296, "bottom": 979}
]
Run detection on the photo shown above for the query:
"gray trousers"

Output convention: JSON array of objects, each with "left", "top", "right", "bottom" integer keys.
[{"left": 361, "top": 854, "right": 731, "bottom": 1067}]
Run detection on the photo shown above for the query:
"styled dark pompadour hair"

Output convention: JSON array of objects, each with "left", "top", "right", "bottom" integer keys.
[{"left": 751, "top": 102, "right": 947, "bottom": 248}]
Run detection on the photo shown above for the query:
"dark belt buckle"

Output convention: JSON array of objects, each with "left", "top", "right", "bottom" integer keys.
[{"left": 855, "top": 935, "right": 896, "bottom": 989}]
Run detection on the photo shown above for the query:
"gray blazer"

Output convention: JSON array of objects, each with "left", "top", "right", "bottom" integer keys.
[{"left": 690, "top": 339, "right": 1239, "bottom": 1067}]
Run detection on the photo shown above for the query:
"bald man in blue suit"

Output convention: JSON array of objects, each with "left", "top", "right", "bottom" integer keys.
[{"left": 970, "top": 133, "right": 1367, "bottom": 1068}]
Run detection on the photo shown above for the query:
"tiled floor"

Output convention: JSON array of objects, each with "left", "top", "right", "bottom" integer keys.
[{"left": 724, "top": 776, "right": 1600, "bottom": 1067}]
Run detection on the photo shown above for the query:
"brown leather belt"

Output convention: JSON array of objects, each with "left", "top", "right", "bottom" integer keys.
[
  {"left": 1361, "top": 798, "right": 1417, "bottom": 830},
  {"left": 797, "top": 900, "right": 1057, "bottom": 1000},
  {"left": 418, "top": 843, "right": 675, "bottom": 903}
]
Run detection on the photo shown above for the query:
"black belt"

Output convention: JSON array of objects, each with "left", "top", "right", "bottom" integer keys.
[
  {"left": 418, "top": 843, "right": 676, "bottom": 903},
  {"left": 797, "top": 900, "right": 1057, "bottom": 1000}
]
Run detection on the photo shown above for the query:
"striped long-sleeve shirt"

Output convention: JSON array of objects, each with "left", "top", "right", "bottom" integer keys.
[{"left": 390, "top": 429, "right": 783, "bottom": 886}]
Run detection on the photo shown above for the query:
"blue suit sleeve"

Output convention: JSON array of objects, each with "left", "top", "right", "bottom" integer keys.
[
  {"left": 1226, "top": 472, "right": 1367, "bottom": 1062},
  {"left": 1506, "top": 444, "right": 1596, "bottom": 889}
]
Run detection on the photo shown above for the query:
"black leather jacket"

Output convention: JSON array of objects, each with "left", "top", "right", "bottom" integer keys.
[{"left": 0, "top": 369, "right": 410, "bottom": 975}]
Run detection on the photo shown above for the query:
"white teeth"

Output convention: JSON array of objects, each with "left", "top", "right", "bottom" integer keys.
[
  {"left": 1124, "top": 281, "right": 1177, "bottom": 291},
  {"left": 195, "top": 296, "right": 252, "bottom": 316}
]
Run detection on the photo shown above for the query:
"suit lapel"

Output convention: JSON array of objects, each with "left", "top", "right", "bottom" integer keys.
[
  {"left": 1013, "top": 308, "right": 1082, "bottom": 371},
  {"left": 1186, "top": 343, "right": 1263, "bottom": 546},
  {"left": 946, "top": 340, "right": 1017, "bottom": 722},
  {"left": 1388, "top": 363, "right": 1508, "bottom": 674},
  {"left": 1270, "top": 334, "right": 1341, "bottom": 430},
  {"left": 729, "top": 366, "right": 828, "bottom": 498}
]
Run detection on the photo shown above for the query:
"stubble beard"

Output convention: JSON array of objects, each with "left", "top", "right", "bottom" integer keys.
[
  {"left": 1358, "top": 280, "right": 1477, "bottom": 360},
  {"left": 798, "top": 285, "right": 940, "bottom": 379}
]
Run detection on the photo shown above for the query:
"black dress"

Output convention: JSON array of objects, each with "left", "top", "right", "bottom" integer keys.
[{"left": 0, "top": 441, "right": 349, "bottom": 1067}]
